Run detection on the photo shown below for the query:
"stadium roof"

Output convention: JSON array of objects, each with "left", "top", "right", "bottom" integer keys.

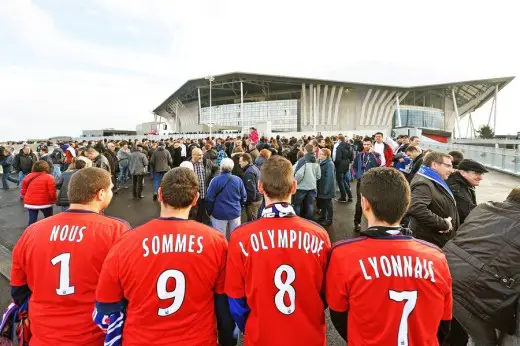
[{"left": 153, "top": 72, "right": 514, "bottom": 116}]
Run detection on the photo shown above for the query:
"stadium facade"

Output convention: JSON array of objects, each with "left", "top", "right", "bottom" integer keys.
[{"left": 152, "top": 72, "right": 514, "bottom": 141}]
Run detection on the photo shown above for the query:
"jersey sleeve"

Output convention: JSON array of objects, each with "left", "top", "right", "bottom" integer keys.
[
  {"left": 96, "top": 245, "right": 124, "bottom": 303},
  {"left": 10, "top": 235, "right": 27, "bottom": 287},
  {"left": 224, "top": 234, "right": 246, "bottom": 299},
  {"left": 325, "top": 249, "right": 349, "bottom": 312},
  {"left": 214, "top": 234, "right": 228, "bottom": 295}
]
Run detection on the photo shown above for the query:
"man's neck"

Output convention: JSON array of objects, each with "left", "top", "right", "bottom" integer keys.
[
  {"left": 160, "top": 205, "right": 191, "bottom": 219},
  {"left": 68, "top": 203, "right": 102, "bottom": 214},
  {"left": 264, "top": 196, "right": 292, "bottom": 206},
  {"left": 367, "top": 220, "right": 401, "bottom": 228}
]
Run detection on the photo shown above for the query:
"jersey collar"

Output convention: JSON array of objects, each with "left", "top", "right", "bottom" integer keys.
[
  {"left": 64, "top": 209, "right": 98, "bottom": 214},
  {"left": 361, "top": 226, "right": 413, "bottom": 239},
  {"left": 158, "top": 216, "right": 189, "bottom": 221},
  {"left": 261, "top": 203, "right": 296, "bottom": 218}
]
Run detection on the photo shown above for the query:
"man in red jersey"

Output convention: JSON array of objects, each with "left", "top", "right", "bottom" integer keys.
[
  {"left": 326, "top": 167, "right": 452, "bottom": 345},
  {"left": 225, "top": 156, "right": 331, "bottom": 346},
  {"left": 94, "top": 167, "right": 236, "bottom": 346},
  {"left": 10, "top": 167, "right": 129, "bottom": 346}
]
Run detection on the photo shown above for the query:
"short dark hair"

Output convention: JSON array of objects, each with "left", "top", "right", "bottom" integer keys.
[
  {"left": 506, "top": 187, "right": 520, "bottom": 203},
  {"left": 305, "top": 144, "right": 314, "bottom": 153},
  {"left": 74, "top": 159, "right": 87, "bottom": 170},
  {"left": 448, "top": 151, "right": 464, "bottom": 167},
  {"left": 363, "top": 137, "right": 372, "bottom": 143},
  {"left": 405, "top": 145, "right": 419, "bottom": 153},
  {"left": 32, "top": 160, "right": 51, "bottom": 173},
  {"left": 410, "top": 136, "right": 419, "bottom": 142},
  {"left": 360, "top": 167, "right": 410, "bottom": 223},
  {"left": 260, "top": 156, "right": 293, "bottom": 200},
  {"left": 423, "top": 151, "right": 452, "bottom": 167},
  {"left": 240, "top": 153, "right": 252, "bottom": 164},
  {"left": 68, "top": 167, "right": 111, "bottom": 204},
  {"left": 374, "top": 132, "right": 383, "bottom": 137},
  {"left": 160, "top": 167, "right": 199, "bottom": 208}
]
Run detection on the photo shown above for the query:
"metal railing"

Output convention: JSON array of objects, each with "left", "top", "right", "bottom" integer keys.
[{"left": 422, "top": 142, "right": 520, "bottom": 176}]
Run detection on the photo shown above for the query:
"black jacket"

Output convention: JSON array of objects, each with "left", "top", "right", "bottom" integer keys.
[
  {"left": 446, "top": 172, "right": 477, "bottom": 224},
  {"left": 407, "top": 174, "right": 460, "bottom": 247},
  {"left": 55, "top": 169, "right": 78, "bottom": 206},
  {"left": 334, "top": 142, "right": 353, "bottom": 173},
  {"left": 407, "top": 153, "right": 424, "bottom": 183},
  {"left": 150, "top": 147, "right": 172, "bottom": 172},
  {"left": 171, "top": 147, "right": 183, "bottom": 168},
  {"left": 13, "top": 150, "right": 38, "bottom": 174},
  {"left": 243, "top": 164, "right": 262, "bottom": 204},
  {"left": 105, "top": 150, "right": 118, "bottom": 175},
  {"left": 444, "top": 200, "right": 520, "bottom": 334},
  {"left": 287, "top": 146, "right": 300, "bottom": 165}
]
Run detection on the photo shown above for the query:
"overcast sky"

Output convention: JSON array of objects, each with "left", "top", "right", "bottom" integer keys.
[{"left": 0, "top": 0, "right": 519, "bottom": 141}]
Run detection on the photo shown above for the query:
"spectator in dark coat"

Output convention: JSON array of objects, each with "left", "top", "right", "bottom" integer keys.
[
  {"left": 448, "top": 150, "right": 464, "bottom": 169},
  {"left": 0, "top": 147, "right": 18, "bottom": 189},
  {"left": 316, "top": 148, "right": 335, "bottom": 227},
  {"left": 150, "top": 142, "right": 173, "bottom": 200},
  {"left": 286, "top": 145, "right": 300, "bottom": 165},
  {"left": 87, "top": 148, "right": 111, "bottom": 173},
  {"left": 407, "top": 151, "right": 459, "bottom": 248},
  {"left": 55, "top": 159, "right": 86, "bottom": 209},
  {"left": 129, "top": 146, "right": 149, "bottom": 199},
  {"left": 171, "top": 142, "right": 183, "bottom": 168},
  {"left": 21, "top": 160, "right": 56, "bottom": 226},
  {"left": 105, "top": 143, "right": 119, "bottom": 193},
  {"left": 405, "top": 145, "right": 423, "bottom": 183},
  {"left": 446, "top": 159, "right": 488, "bottom": 224},
  {"left": 231, "top": 148, "right": 245, "bottom": 179},
  {"left": 239, "top": 153, "right": 262, "bottom": 221},
  {"left": 13, "top": 145, "right": 38, "bottom": 190},
  {"left": 334, "top": 135, "right": 353, "bottom": 203}
]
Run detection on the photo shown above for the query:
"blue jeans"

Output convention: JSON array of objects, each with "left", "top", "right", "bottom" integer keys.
[
  {"left": 118, "top": 164, "right": 129, "bottom": 184},
  {"left": 52, "top": 164, "right": 62, "bottom": 179},
  {"left": 293, "top": 190, "right": 314, "bottom": 219},
  {"left": 27, "top": 207, "right": 53, "bottom": 226},
  {"left": 153, "top": 172, "right": 166, "bottom": 194},
  {"left": 210, "top": 216, "right": 241, "bottom": 238},
  {"left": 18, "top": 172, "right": 27, "bottom": 192},
  {"left": 336, "top": 171, "right": 352, "bottom": 200},
  {"left": 1, "top": 167, "right": 18, "bottom": 189}
]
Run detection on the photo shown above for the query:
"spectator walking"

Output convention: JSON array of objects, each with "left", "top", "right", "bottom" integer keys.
[
  {"left": 0, "top": 146, "right": 18, "bottom": 189},
  {"left": 55, "top": 159, "right": 86, "bottom": 210},
  {"left": 333, "top": 135, "right": 354, "bottom": 203},
  {"left": 447, "top": 159, "right": 488, "bottom": 224},
  {"left": 352, "top": 137, "right": 381, "bottom": 232},
  {"left": 191, "top": 148, "right": 218, "bottom": 224},
  {"left": 129, "top": 145, "right": 148, "bottom": 199},
  {"left": 49, "top": 146, "right": 65, "bottom": 179},
  {"left": 13, "top": 144, "right": 38, "bottom": 193},
  {"left": 87, "top": 148, "right": 110, "bottom": 173},
  {"left": 239, "top": 153, "right": 262, "bottom": 221},
  {"left": 316, "top": 148, "right": 335, "bottom": 227},
  {"left": 293, "top": 144, "right": 321, "bottom": 219},
  {"left": 21, "top": 160, "right": 56, "bottom": 226},
  {"left": 205, "top": 158, "right": 247, "bottom": 237},
  {"left": 150, "top": 142, "right": 173, "bottom": 201},
  {"left": 105, "top": 143, "right": 119, "bottom": 194},
  {"left": 116, "top": 142, "right": 131, "bottom": 185},
  {"left": 407, "top": 151, "right": 459, "bottom": 247},
  {"left": 373, "top": 132, "right": 393, "bottom": 167},
  {"left": 170, "top": 141, "right": 183, "bottom": 168},
  {"left": 444, "top": 187, "right": 520, "bottom": 346}
]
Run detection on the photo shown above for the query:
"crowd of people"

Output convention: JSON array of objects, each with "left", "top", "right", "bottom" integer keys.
[{"left": 0, "top": 128, "right": 519, "bottom": 346}]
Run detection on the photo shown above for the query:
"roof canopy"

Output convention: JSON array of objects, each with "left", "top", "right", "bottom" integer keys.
[{"left": 154, "top": 72, "right": 514, "bottom": 116}]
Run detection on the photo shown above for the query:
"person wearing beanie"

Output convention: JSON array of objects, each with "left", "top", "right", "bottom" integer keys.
[{"left": 447, "top": 159, "right": 488, "bottom": 224}]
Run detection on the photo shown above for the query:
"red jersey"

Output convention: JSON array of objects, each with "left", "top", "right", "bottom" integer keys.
[
  {"left": 325, "top": 233, "right": 452, "bottom": 346},
  {"left": 10, "top": 209, "right": 129, "bottom": 346},
  {"left": 95, "top": 218, "right": 228, "bottom": 346},
  {"left": 225, "top": 213, "right": 331, "bottom": 346}
]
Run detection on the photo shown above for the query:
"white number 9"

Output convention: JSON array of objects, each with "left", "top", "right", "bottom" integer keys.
[{"left": 156, "top": 269, "right": 186, "bottom": 317}]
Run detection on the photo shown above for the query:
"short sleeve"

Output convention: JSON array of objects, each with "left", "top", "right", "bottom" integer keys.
[
  {"left": 214, "top": 234, "right": 228, "bottom": 294},
  {"left": 325, "top": 249, "right": 349, "bottom": 312},
  {"left": 224, "top": 233, "right": 246, "bottom": 299},
  {"left": 96, "top": 246, "right": 124, "bottom": 303},
  {"left": 10, "top": 235, "right": 27, "bottom": 287},
  {"left": 442, "top": 263, "right": 453, "bottom": 320}
]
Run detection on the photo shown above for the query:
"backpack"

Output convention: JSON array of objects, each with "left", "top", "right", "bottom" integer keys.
[{"left": 50, "top": 149, "right": 65, "bottom": 164}]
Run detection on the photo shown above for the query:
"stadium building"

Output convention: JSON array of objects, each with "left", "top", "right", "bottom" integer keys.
[{"left": 152, "top": 72, "right": 514, "bottom": 141}]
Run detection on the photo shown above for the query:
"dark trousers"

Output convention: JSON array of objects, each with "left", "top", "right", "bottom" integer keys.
[
  {"left": 28, "top": 207, "right": 53, "bottom": 226},
  {"left": 245, "top": 201, "right": 262, "bottom": 222},
  {"left": 1, "top": 169, "right": 18, "bottom": 189},
  {"left": 317, "top": 198, "right": 333, "bottom": 222},
  {"left": 193, "top": 197, "right": 210, "bottom": 225},
  {"left": 355, "top": 179, "right": 362, "bottom": 225},
  {"left": 336, "top": 171, "right": 352, "bottom": 200},
  {"left": 132, "top": 174, "right": 144, "bottom": 197},
  {"left": 447, "top": 318, "right": 469, "bottom": 346},
  {"left": 294, "top": 190, "right": 314, "bottom": 219},
  {"left": 111, "top": 174, "right": 118, "bottom": 191}
]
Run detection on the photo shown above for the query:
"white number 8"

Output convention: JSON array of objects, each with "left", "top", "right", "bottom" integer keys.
[
  {"left": 274, "top": 264, "right": 296, "bottom": 315},
  {"left": 156, "top": 269, "right": 186, "bottom": 317}
]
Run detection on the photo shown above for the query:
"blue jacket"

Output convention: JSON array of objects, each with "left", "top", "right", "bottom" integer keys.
[
  {"left": 317, "top": 158, "right": 335, "bottom": 199},
  {"left": 206, "top": 172, "right": 247, "bottom": 220},
  {"left": 243, "top": 164, "right": 262, "bottom": 204},
  {"left": 352, "top": 150, "right": 381, "bottom": 179}
]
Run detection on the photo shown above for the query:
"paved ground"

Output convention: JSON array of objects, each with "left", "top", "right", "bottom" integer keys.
[{"left": 0, "top": 170, "right": 518, "bottom": 345}]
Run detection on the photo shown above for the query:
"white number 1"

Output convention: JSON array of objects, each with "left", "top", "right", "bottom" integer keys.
[
  {"left": 51, "top": 253, "right": 75, "bottom": 296},
  {"left": 389, "top": 290, "right": 417, "bottom": 346}
]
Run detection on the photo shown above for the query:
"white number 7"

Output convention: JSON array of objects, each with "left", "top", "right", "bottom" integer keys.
[{"left": 389, "top": 290, "right": 417, "bottom": 346}]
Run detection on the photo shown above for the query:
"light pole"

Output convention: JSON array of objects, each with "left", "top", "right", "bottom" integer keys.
[{"left": 205, "top": 75, "right": 215, "bottom": 140}]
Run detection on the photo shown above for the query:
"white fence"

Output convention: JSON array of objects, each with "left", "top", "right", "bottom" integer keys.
[{"left": 422, "top": 143, "right": 520, "bottom": 177}]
